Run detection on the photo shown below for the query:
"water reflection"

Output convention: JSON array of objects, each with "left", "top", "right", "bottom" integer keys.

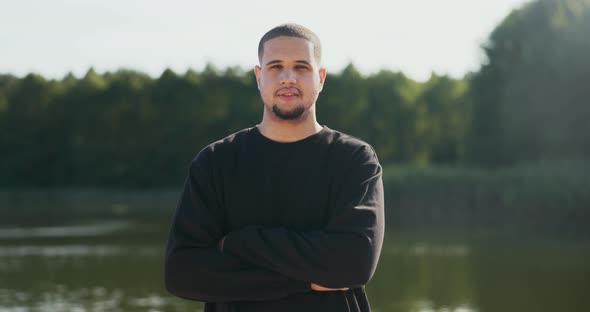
[
  {"left": 0, "top": 285, "right": 175, "bottom": 312},
  {"left": 0, "top": 220, "right": 588, "bottom": 312},
  {"left": 384, "top": 243, "right": 469, "bottom": 257},
  {"left": 401, "top": 300, "right": 477, "bottom": 312},
  {"left": 0, "top": 245, "right": 159, "bottom": 257},
  {"left": 0, "top": 222, "right": 129, "bottom": 239}
]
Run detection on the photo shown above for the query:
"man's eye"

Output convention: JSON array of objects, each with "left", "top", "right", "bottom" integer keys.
[{"left": 269, "top": 65, "right": 282, "bottom": 69}]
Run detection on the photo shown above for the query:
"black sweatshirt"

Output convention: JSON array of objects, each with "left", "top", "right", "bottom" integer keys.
[{"left": 164, "top": 125, "right": 385, "bottom": 312}]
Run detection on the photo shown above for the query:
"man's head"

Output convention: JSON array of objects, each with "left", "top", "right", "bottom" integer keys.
[
  {"left": 255, "top": 24, "right": 327, "bottom": 122},
  {"left": 258, "top": 23, "right": 322, "bottom": 66}
]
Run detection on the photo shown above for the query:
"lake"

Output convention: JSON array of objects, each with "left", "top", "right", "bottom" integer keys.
[{"left": 0, "top": 207, "right": 588, "bottom": 311}]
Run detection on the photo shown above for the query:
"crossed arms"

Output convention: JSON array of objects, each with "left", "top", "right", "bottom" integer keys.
[{"left": 164, "top": 146, "right": 384, "bottom": 302}]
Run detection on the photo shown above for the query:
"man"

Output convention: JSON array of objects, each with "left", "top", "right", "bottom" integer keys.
[{"left": 164, "top": 23, "right": 384, "bottom": 312}]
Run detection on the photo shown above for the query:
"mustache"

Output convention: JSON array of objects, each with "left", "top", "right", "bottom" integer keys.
[{"left": 275, "top": 87, "right": 301, "bottom": 95}]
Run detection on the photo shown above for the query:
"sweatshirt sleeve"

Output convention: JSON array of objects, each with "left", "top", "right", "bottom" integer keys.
[
  {"left": 222, "top": 145, "right": 385, "bottom": 289},
  {"left": 164, "top": 150, "right": 310, "bottom": 302}
]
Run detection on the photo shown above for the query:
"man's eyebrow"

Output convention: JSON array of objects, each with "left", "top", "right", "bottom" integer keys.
[
  {"left": 294, "top": 60, "right": 312, "bottom": 66},
  {"left": 265, "top": 60, "right": 283, "bottom": 66},
  {"left": 264, "top": 60, "right": 312, "bottom": 66}
]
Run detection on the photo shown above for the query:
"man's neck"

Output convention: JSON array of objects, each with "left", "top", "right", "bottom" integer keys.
[{"left": 257, "top": 114, "right": 323, "bottom": 143}]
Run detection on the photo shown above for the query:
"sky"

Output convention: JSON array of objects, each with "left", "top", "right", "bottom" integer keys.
[{"left": 1, "top": 0, "right": 531, "bottom": 82}]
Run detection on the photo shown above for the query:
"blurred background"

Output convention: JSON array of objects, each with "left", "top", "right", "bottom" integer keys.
[{"left": 1, "top": 0, "right": 589, "bottom": 311}]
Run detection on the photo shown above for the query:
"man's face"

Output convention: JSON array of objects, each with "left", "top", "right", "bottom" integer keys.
[{"left": 255, "top": 36, "right": 327, "bottom": 121}]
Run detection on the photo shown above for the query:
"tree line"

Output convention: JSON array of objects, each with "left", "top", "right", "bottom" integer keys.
[{"left": 1, "top": 0, "right": 588, "bottom": 188}]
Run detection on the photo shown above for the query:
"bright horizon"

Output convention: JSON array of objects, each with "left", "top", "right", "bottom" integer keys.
[{"left": 1, "top": 0, "right": 530, "bottom": 82}]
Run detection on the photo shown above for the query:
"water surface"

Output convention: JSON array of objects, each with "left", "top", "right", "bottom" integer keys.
[{"left": 0, "top": 219, "right": 588, "bottom": 312}]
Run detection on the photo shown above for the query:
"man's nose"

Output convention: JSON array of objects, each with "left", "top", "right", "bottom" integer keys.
[{"left": 280, "top": 70, "right": 297, "bottom": 84}]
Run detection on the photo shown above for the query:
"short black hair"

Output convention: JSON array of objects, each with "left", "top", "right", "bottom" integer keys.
[{"left": 258, "top": 23, "right": 322, "bottom": 64}]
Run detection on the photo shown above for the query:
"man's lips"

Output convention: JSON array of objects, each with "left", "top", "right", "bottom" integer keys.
[{"left": 276, "top": 88, "right": 301, "bottom": 99}]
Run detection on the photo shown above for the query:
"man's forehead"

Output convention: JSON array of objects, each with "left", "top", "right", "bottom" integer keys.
[
  {"left": 261, "top": 37, "right": 318, "bottom": 63},
  {"left": 263, "top": 36, "right": 313, "bottom": 51}
]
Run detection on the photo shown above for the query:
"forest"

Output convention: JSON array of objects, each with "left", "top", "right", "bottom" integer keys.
[{"left": 1, "top": 0, "right": 588, "bottom": 233}]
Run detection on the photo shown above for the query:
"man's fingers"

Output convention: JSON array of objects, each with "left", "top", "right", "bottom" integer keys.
[{"left": 310, "top": 283, "right": 349, "bottom": 291}]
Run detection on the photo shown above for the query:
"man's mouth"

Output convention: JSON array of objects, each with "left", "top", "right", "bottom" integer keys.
[{"left": 276, "top": 88, "right": 300, "bottom": 100}]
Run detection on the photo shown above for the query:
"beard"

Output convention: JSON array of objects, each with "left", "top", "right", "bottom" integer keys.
[{"left": 271, "top": 104, "right": 306, "bottom": 120}]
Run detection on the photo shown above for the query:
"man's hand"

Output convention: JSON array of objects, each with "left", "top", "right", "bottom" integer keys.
[{"left": 310, "top": 283, "right": 349, "bottom": 291}]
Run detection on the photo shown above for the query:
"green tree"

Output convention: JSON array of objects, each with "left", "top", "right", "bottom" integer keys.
[
  {"left": 415, "top": 74, "right": 470, "bottom": 164},
  {"left": 467, "top": 0, "right": 590, "bottom": 166},
  {"left": 365, "top": 70, "right": 421, "bottom": 164}
]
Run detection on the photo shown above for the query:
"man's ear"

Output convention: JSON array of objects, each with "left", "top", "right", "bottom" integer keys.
[
  {"left": 254, "top": 65, "right": 261, "bottom": 90},
  {"left": 318, "top": 67, "right": 327, "bottom": 92}
]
